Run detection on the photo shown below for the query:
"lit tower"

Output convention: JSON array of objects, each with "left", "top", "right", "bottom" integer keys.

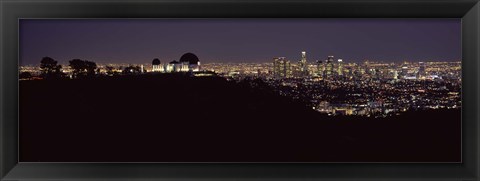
[
  {"left": 316, "top": 60, "right": 324, "bottom": 77},
  {"left": 273, "top": 57, "right": 291, "bottom": 79},
  {"left": 337, "top": 59, "right": 343, "bottom": 76},
  {"left": 418, "top": 62, "right": 426, "bottom": 78},
  {"left": 273, "top": 57, "right": 283, "bottom": 78},
  {"left": 299, "top": 51, "right": 308, "bottom": 76},
  {"left": 324, "top": 55, "right": 334, "bottom": 79},
  {"left": 401, "top": 66, "right": 408, "bottom": 78}
]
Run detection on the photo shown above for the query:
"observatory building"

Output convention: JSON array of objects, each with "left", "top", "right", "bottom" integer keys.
[
  {"left": 152, "top": 58, "right": 162, "bottom": 72},
  {"left": 151, "top": 52, "right": 201, "bottom": 73},
  {"left": 179, "top": 52, "right": 201, "bottom": 72}
]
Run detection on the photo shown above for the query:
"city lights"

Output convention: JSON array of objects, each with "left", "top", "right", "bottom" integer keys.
[{"left": 20, "top": 51, "right": 461, "bottom": 119}]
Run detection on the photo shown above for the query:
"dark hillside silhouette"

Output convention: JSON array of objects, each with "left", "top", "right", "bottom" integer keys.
[{"left": 19, "top": 74, "right": 461, "bottom": 162}]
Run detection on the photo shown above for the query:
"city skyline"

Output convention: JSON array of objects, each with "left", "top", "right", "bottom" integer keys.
[
  {"left": 19, "top": 19, "right": 462, "bottom": 162},
  {"left": 20, "top": 19, "right": 461, "bottom": 65},
  {"left": 20, "top": 51, "right": 461, "bottom": 118}
]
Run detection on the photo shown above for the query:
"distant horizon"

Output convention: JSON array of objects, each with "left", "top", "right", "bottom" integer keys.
[
  {"left": 19, "top": 59, "right": 462, "bottom": 66},
  {"left": 20, "top": 19, "right": 461, "bottom": 66}
]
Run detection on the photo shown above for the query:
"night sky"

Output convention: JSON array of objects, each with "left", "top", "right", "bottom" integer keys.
[{"left": 19, "top": 19, "right": 461, "bottom": 65}]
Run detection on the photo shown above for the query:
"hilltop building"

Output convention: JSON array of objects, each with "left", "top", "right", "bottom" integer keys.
[
  {"left": 152, "top": 58, "right": 162, "bottom": 72},
  {"left": 151, "top": 52, "right": 202, "bottom": 73}
]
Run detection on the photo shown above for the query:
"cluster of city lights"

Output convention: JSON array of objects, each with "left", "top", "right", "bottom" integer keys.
[{"left": 20, "top": 51, "right": 461, "bottom": 118}]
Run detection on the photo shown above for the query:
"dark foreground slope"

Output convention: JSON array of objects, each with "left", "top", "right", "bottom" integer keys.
[{"left": 19, "top": 74, "right": 461, "bottom": 162}]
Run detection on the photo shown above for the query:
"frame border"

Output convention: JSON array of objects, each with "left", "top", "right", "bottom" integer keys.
[{"left": 1, "top": 0, "right": 479, "bottom": 180}]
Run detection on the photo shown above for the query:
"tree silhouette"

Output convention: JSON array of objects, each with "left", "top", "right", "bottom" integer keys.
[
  {"left": 85, "top": 61, "right": 97, "bottom": 77},
  {"left": 69, "top": 59, "right": 97, "bottom": 78},
  {"left": 40, "top": 57, "right": 63, "bottom": 79},
  {"left": 69, "top": 59, "right": 85, "bottom": 78},
  {"left": 19, "top": 72, "right": 32, "bottom": 80}
]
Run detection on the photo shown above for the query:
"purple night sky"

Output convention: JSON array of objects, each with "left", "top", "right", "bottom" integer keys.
[{"left": 19, "top": 19, "right": 461, "bottom": 65}]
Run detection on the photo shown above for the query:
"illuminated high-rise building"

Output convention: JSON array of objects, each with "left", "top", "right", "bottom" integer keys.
[
  {"left": 401, "top": 66, "right": 408, "bottom": 78},
  {"left": 316, "top": 60, "right": 324, "bottom": 77},
  {"left": 324, "top": 55, "right": 334, "bottom": 79},
  {"left": 298, "top": 51, "right": 308, "bottom": 76},
  {"left": 418, "top": 62, "right": 426, "bottom": 78},
  {"left": 337, "top": 59, "right": 343, "bottom": 76},
  {"left": 393, "top": 70, "right": 398, "bottom": 80},
  {"left": 273, "top": 57, "right": 291, "bottom": 79}
]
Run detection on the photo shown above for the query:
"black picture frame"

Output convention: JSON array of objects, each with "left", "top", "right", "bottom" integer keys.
[{"left": 1, "top": 0, "right": 479, "bottom": 180}]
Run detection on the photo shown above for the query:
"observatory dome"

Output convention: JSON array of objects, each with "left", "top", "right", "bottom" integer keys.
[
  {"left": 152, "top": 58, "right": 161, "bottom": 65},
  {"left": 179, "top": 53, "right": 199, "bottom": 65}
]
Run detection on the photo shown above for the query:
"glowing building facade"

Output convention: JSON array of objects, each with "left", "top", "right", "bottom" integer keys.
[
  {"left": 337, "top": 59, "right": 343, "bottom": 76},
  {"left": 152, "top": 58, "right": 162, "bottom": 72},
  {"left": 324, "top": 55, "right": 334, "bottom": 79},
  {"left": 151, "top": 53, "right": 201, "bottom": 73},
  {"left": 273, "top": 57, "right": 292, "bottom": 79},
  {"left": 418, "top": 62, "right": 426, "bottom": 78},
  {"left": 298, "top": 51, "right": 308, "bottom": 77}
]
